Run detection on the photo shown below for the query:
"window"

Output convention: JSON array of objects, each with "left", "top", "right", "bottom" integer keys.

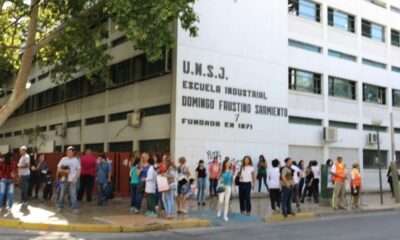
[
  {"left": 38, "top": 72, "right": 49, "bottom": 81},
  {"left": 288, "top": 0, "right": 321, "bottom": 22},
  {"left": 288, "top": 39, "right": 322, "bottom": 53},
  {"left": 14, "top": 130, "right": 22, "bottom": 136},
  {"left": 110, "top": 58, "right": 132, "bottom": 85},
  {"left": 85, "top": 116, "right": 105, "bottom": 125},
  {"left": 39, "top": 126, "right": 47, "bottom": 132},
  {"left": 64, "top": 145, "right": 81, "bottom": 152},
  {"left": 362, "top": 19, "right": 385, "bottom": 42},
  {"left": 392, "top": 29, "right": 400, "bottom": 47},
  {"left": 0, "top": 134, "right": 3, "bottom": 139},
  {"left": 67, "top": 120, "right": 81, "bottom": 128},
  {"left": 139, "top": 139, "right": 170, "bottom": 153},
  {"left": 392, "top": 66, "right": 400, "bottom": 73},
  {"left": 362, "top": 59, "right": 386, "bottom": 69},
  {"left": 49, "top": 123, "right": 62, "bottom": 131},
  {"left": 393, "top": 89, "right": 400, "bottom": 107},
  {"left": 329, "top": 121, "right": 357, "bottom": 129},
  {"left": 141, "top": 104, "right": 170, "bottom": 117},
  {"left": 328, "top": 50, "right": 356, "bottom": 62},
  {"left": 5, "top": 132, "right": 12, "bottom": 138},
  {"left": 84, "top": 143, "right": 104, "bottom": 153},
  {"left": 391, "top": 5, "right": 400, "bottom": 14},
  {"left": 288, "top": 116, "right": 322, "bottom": 126},
  {"left": 109, "top": 141, "right": 133, "bottom": 152},
  {"left": 328, "top": 8, "right": 355, "bottom": 33},
  {"left": 363, "top": 149, "right": 387, "bottom": 169},
  {"left": 363, "top": 124, "right": 387, "bottom": 132},
  {"left": 109, "top": 111, "right": 133, "bottom": 122},
  {"left": 111, "top": 36, "right": 127, "bottom": 47},
  {"left": 363, "top": 83, "right": 386, "bottom": 105},
  {"left": 365, "top": 0, "right": 386, "bottom": 8},
  {"left": 288, "top": 68, "right": 321, "bottom": 94},
  {"left": 55, "top": 145, "right": 62, "bottom": 152},
  {"left": 328, "top": 76, "right": 356, "bottom": 100}
]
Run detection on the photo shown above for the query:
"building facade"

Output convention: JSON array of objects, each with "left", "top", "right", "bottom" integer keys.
[{"left": 1, "top": 0, "right": 400, "bottom": 191}]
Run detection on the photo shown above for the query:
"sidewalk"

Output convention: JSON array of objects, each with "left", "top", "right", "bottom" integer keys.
[{"left": 0, "top": 191, "right": 399, "bottom": 232}]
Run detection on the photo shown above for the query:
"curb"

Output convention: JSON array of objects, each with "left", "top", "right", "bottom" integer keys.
[
  {"left": 0, "top": 218, "right": 211, "bottom": 233},
  {"left": 265, "top": 212, "right": 316, "bottom": 223}
]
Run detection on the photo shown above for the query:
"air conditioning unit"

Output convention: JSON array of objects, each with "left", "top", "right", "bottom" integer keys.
[
  {"left": 55, "top": 124, "right": 66, "bottom": 137},
  {"left": 367, "top": 133, "right": 378, "bottom": 144},
  {"left": 323, "top": 127, "right": 338, "bottom": 142},
  {"left": 127, "top": 112, "right": 141, "bottom": 127}
]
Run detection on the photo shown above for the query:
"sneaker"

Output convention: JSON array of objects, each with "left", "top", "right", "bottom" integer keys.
[
  {"left": 202, "top": 202, "right": 206, "bottom": 206},
  {"left": 198, "top": 202, "right": 201, "bottom": 206},
  {"left": 217, "top": 212, "right": 221, "bottom": 218},
  {"left": 180, "top": 209, "right": 188, "bottom": 214},
  {"left": 246, "top": 212, "right": 250, "bottom": 216},
  {"left": 134, "top": 208, "right": 140, "bottom": 214},
  {"left": 130, "top": 207, "right": 135, "bottom": 212},
  {"left": 223, "top": 217, "right": 229, "bottom": 222}
]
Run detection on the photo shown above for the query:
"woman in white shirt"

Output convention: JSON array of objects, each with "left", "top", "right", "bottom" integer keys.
[
  {"left": 268, "top": 159, "right": 281, "bottom": 213},
  {"left": 311, "top": 160, "right": 320, "bottom": 203},
  {"left": 236, "top": 156, "right": 255, "bottom": 216}
]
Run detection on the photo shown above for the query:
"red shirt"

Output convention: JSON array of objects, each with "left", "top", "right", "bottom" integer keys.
[
  {"left": 0, "top": 161, "right": 17, "bottom": 179},
  {"left": 209, "top": 162, "right": 221, "bottom": 179},
  {"left": 80, "top": 154, "right": 97, "bottom": 176},
  {"left": 158, "top": 163, "right": 167, "bottom": 174}
]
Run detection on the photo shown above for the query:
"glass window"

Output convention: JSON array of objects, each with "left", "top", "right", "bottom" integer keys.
[
  {"left": 391, "top": 5, "right": 400, "bottom": 14},
  {"left": 328, "top": 77, "right": 356, "bottom": 100},
  {"left": 288, "top": 0, "right": 321, "bottom": 22},
  {"left": 329, "top": 121, "right": 357, "bottom": 129},
  {"left": 288, "top": 68, "right": 321, "bottom": 94},
  {"left": 139, "top": 139, "right": 170, "bottom": 153},
  {"left": 84, "top": 143, "right": 104, "bottom": 153},
  {"left": 109, "top": 141, "right": 133, "bottom": 152},
  {"left": 362, "top": 58, "right": 386, "bottom": 69},
  {"left": 111, "top": 36, "right": 127, "bottom": 47},
  {"left": 85, "top": 116, "right": 105, "bottom": 125},
  {"left": 328, "top": 50, "right": 356, "bottom": 62},
  {"left": 289, "top": 116, "right": 322, "bottom": 126},
  {"left": 362, "top": 19, "right": 385, "bottom": 42},
  {"left": 365, "top": 0, "right": 386, "bottom": 8},
  {"left": 363, "top": 149, "right": 388, "bottom": 169},
  {"left": 363, "top": 83, "right": 386, "bottom": 105},
  {"left": 393, "top": 89, "right": 400, "bottom": 107},
  {"left": 141, "top": 105, "right": 170, "bottom": 117},
  {"left": 109, "top": 111, "right": 133, "bottom": 122},
  {"left": 392, "top": 66, "right": 400, "bottom": 73},
  {"left": 363, "top": 124, "right": 387, "bottom": 132},
  {"left": 14, "top": 130, "right": 22, "bottom": 136},
  {"left": 328, "top": 8, "right": 355, "bottom": 33},
  {"left": 288, "top": 39, "right": 322, "bottom": 53},
  {"left": 67, "top": 120, "right": 81, "bottom": 128},
  {"left": 392, "top": 29, "right": 400, "bottom": 47}
]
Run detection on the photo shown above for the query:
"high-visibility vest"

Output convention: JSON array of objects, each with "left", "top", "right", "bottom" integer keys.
[
  {"left": 333, "top": 161, "right": 346, "bottom": 182},
  {"left": 351, "top": 169, "right": 362, "bottom": 187}
]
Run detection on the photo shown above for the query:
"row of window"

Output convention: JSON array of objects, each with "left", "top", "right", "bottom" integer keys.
[
  {"left": 288, "top": 0, "right": 400, "bottom": 45},
  {"left": 289, "top": 67, "right": 400, "bottom": 106},
  {"left": 11, "top": 52, "right": 171, "bottom": 117},
  {"left": 0, "top": 105, "right": 170, "bottom": 139}
]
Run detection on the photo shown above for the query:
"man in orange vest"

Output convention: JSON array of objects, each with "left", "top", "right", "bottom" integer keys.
[
  {"left": 350, "top": 163, "right": 362, "bottom": 209},
  {"left": 331, "top": 156, "right": 347, "bottom": 210}
]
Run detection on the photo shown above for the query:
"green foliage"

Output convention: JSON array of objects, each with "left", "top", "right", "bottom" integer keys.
[
  {"left": 0, "top": 0, "right": 199, "bottom": 85},
  {"left": 22, "top": 125, "right": 47, "bottom": 149}
]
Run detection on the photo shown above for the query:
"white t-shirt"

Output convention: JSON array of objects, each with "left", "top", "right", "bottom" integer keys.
[
  {"left": 57, "top": 157, "right": 81, "bottom": 182},
  {"left": 291, "top": 165, "right": 301, "bottom": 184},
  {"left": 18, "top": 154, "right": 30, "bottom": 176},
  {"left": 240, "top": 166, "right": 254, "bottom": 183},
  {"left": 145, "top": 165, "right": 157, "bottom": 193},
  {"left": 311, "top": 166, "right": 320, "bottom": 179},
  {"left": 268, "top": 167, "right": 281, "bottom": 189}
]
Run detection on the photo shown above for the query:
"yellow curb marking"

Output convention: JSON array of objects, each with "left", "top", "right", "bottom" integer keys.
[{"left": 265, "top": 212, "right": 316, "bottom": 223}]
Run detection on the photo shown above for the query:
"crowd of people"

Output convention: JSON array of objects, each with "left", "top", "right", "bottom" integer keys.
[{"left": 0, "top": 146, "right": 370, "bottom": 220}]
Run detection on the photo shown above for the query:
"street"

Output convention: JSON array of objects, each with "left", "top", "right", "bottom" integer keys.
[{"left": 0, "top": 211, "right": 399, "bottom": 240}]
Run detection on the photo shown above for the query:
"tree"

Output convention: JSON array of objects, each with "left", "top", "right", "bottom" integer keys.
[
  {"left": 0, "top": 0, "right": 198, "bottom": 126},
  {"left": 22, "top": 125, "right": 47, "bottom": 151}
]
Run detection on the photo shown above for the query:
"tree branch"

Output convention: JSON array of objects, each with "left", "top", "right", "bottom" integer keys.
[{"left": 33, "top": 0, "right": 106, "bottom": 54}]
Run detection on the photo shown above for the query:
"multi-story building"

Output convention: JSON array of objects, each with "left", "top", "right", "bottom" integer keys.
[{"left": 1, "top": 0, "right": 400, "bottom": 191}]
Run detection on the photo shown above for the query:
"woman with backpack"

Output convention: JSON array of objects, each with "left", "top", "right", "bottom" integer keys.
[
  {"left": 177, "top": 157, "right": 191, "bottom": 214},
  {"left": 236, "top": 156, "right": 255, "bottom": 216},
  {"left": 217, "top": 158, "right": 234, "bottom": 221}
]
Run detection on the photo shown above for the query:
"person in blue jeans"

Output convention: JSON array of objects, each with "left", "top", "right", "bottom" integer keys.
[
  {"left": 162, "top": 156, "right": 177, "bottom": 219},
  {"left": 56, "top": 146, "right": 81, "bottom": 213},
  {"left": 96, "top": 153, "right": 112, "bottom": 206},
  {"left": 130, "top": 157, "right": 141, "bottom": 213},
  {"left": 281, "top": 158, "right": 295, "bottom": 218},
  {"left": 195, "top": 160, "right": 207, "bottom": 206},
  {"left": 0, "top": 153, "right": 17, "bottom": 209}
]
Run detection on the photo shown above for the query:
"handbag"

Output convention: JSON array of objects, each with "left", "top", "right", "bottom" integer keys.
[
  {"left": 235, "top": 167, "right": 242, "bottom": 185},
  {"left": 178, "top": 175, "right": 188, "bottom": 186},
  {"left": 216, "top": 180, "right": 225, "bottom": 193},
  {"left": 157, "top": 175, "right": 170, "bottom": 192}
]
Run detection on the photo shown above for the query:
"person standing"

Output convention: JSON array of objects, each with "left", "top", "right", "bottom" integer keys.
[
  {"left": 237, "top": 156, "right": 255, "bottom": 216},
  {"left": 291, "top": 161, "right": 301, "bottom": 212},
  {"left": 28, "top": 153, "right": 40, "bottom": 200},
  {"left": 130, "top": 157, "right": 141, "bottom": 213},
  {"left": 311, "top": 160, "right": 320, "bottom": 203},
  {"left": 18, "top": 146, "right": 30, "bottom": 204},
  {"left": 209, "top": 157, "right": 221, "bottom": 197},
  {"left": 217, "top": 158, "right": 234, "bottom": 221},
  {"left": 177, "top": 157, "right": 190, "bottom": 214},
  {"left": 350, "top": 163, "right": 362, "bottom": 209},
  {"left": 137, "top": 153, "right": 150, "bottom": 212},
  {"left": 301, "top": 161, "right": 314, "bottom": 203},
  {"left": 78, "top": 149, "right": 97, "bottom": 203},
  {"left": 56, "top": 146, "right": 81, "bottom": 213},
  {"left": 96, "top": 153, "right": 112, "bottom": 206},
  {"left": 298, "top": 160, "right": 305, "bottom": 198},
  {"left": 37, "top": 154, "right": 49, "bottom": 200},
  {"left": 268, "top": 159, "right": 281, "bottom": 213},
  {"left": 257, "top": 155, "right": 268, "bottom": 192},
  {"left": 331, "top": 156, "right": 347, "bottom": 211},
  {"left": 145, "top": 156, "right": 157, "bottom": 217},
  {"left": 195, "top": 160, "right": 207, "bottom": 206},
  {"left": 0, "top": 153, "right": 17, "bottom": 209},
  {"left": 162, "top": 156, "right": 176, "bottom": 219},
  {"left": 281, "top": 158, "right": 295, "bottom": 218}
]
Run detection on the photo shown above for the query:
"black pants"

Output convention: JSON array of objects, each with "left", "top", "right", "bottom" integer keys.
[
  {"left": 209, "top": 178, "right": 218, "bottom": 197},
  {"left": 258, "top": 174, "right": 268, "bottom": 192},
  {"left": 28, "top": 173, "right": 40, "bottom": 198},
  {"left": 78, "top": 175, "right": 95, "bottom": 202},
  {"left": 298, "top": 178, "right": 305, "bottom": 198},
  {"left": 312, "top": 179, "right": 320, "bottom": 202},
  {"left": 388, "top": 179, "right": 394, "bottom": 196},
  {"left": 269, "top": 188, "right": 281, "bottom": 211},
  {"left": 239, "top": 182, "right": 252, "bottom": 213},
  {"left": 43, "top": 184, "right": 53, "bottom": 200},
  {"left": 301, "top": 183, "right": 312, "bottom": 202}
]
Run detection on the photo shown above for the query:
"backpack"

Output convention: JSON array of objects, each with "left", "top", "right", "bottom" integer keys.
[{"left": 280, "top": 166, "right": 294, "bottom": 180}]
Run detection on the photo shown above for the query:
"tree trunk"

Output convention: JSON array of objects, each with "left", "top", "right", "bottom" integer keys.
[{"left": 0, "top": 0, "right": 39, "bottom": 127}]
